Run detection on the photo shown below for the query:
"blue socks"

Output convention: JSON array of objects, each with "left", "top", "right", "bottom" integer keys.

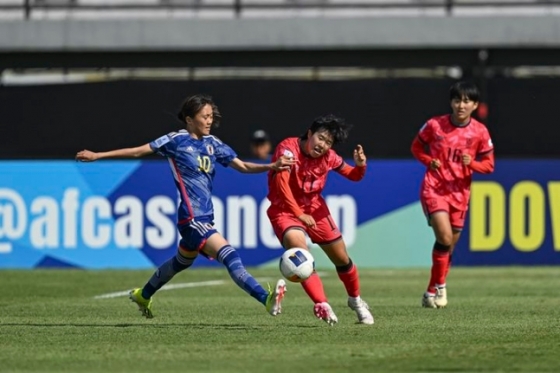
[
  {"left": 140, "top": 245, "right": 269, "bottom": 305},
  {"left": 142, "top": 251, "right": 194, "bottom": 299},
  {"left": 217, "top": 245, "right": 268, "bottom": 305}
]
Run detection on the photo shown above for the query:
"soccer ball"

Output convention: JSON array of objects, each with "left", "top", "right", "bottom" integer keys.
[{"left": 279, "top": 248, "right": 315, "bottom": 283}]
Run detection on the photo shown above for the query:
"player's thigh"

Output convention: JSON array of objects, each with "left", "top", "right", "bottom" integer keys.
[
  {"left": 178, "top": 221, "right": 215, "bottom": 259},
  {"left": 422, "top": 197, "right": 454, "bottom": 245},
  {"left": 310, "top": 215, "right": 347, "bottom": 266},
  {"left": 179, "top": 219, "right": 224, "bottom": 260},
  {"left": 430, "top": 212, "right": 454, "bottom": 246},
  {"left": 201, "top": 232, "right": 230, "bottom": 259},
  {"left": 268, "top": 208, "right": 308, "bottom": 248},
  {"left": 283, "top": 228, "right": 309, "bottom": 249},
  {"left": 319, "top": 239, "right": 349, "bottom": 266}
]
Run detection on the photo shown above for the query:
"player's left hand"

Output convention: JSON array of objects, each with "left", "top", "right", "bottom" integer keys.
[
  {"left": 75, "top": 149, "right": 98, "bottom": 162},
  {"left": 272, "top": 155, "right": 296, "bottom": 171},
  {"left": 353, "top": 145, "right": 366, "bottom": 167},
  {"left": 462, "top": 154, "right": 472, "bottom": 166}
]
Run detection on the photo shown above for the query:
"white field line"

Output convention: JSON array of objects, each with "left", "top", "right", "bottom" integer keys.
[
  {"left": 93, "top": 272, "right": 327, "bottom": 300},
  {"left": 94, "top": 280, "right": 225, "bottom": 299}
]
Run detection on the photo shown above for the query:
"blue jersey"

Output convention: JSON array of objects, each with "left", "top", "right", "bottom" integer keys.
[{"left": 149, "top": 129, "right": 237, "bottom": 224}]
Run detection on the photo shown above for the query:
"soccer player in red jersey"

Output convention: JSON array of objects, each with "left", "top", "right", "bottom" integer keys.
[
  {"left": 411, "top": 81, "right": 495, "bottom": 308},
  {"left": 266, "top": 114, "right": 374, "bottom": 325}
]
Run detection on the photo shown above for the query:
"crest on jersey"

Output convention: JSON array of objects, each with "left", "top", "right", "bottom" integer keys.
[
  {"left": 282, "top": 149, "right": 294, "bottom": 158},
  {"left": 465, "top": 137, "right": 473, "bottom": 147},
  {"left": 206, "top": 145, "right": 214, "bottom": 155}
]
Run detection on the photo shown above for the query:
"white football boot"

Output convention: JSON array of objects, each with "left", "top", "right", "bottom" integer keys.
[
  {"left": 422, "top": 293, "right": 437, "bottom": 308},
  {"left": 348, "top": 297, "right": 374, "bottom": 325},
  {"left": 434, "top": 286, "right": 448, "bottom": 308},
  {"left": 265, "top": 279, "right": 287, "bottom": 316}
]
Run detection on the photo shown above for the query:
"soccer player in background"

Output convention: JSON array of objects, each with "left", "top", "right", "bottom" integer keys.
[
  {"left": 249, "top": 129, "right": 273, "bottom": 162},
  {"left": 266, "top": 114, "right": 374, "bottom": 326},
  {"left": 411, "top": 81, "right": 495, "bottom": 308},
  {"left": 75, "top": 94, "right": 294, "bottom": 319}
]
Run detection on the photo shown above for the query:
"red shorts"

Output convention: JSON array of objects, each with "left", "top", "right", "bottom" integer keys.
[
  {"left": 267, "top": 205, "right": 342, "bottom": 245},
  {"left": 421, "top": 197, "right": 467, "bottom": 230}
]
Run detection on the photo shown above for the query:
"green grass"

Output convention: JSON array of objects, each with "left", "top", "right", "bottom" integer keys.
[{"left": 1, "top": 267, "right": 560, "bottom": 372}]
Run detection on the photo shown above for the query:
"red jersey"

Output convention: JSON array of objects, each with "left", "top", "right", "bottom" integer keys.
[
  {"left": 267, "top": 137, "right": 344, "bottom": 213},
  {"left": 416, "top": 114, "right": 494, "bottom": 210}
]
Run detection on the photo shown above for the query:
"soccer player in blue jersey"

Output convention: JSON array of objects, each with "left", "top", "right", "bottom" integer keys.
[{"left": 75, "top": 94, "right": 294, "bottom": 319}]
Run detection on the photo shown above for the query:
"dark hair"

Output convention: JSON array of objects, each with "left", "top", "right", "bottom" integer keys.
[
  {"left": 250, "top": 129, "right": 270, "bottom": 144},
  {"left": 299, "top": 114, "right": 352, "bottom": 146},
  {"left": 177, "top": 94, "right": 222, "bottom": 127},
  {"left": 449, "top": 81, "right": 480, "bottom": 103}
]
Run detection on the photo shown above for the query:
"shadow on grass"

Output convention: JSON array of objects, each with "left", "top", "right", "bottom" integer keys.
[{"left": 0, "top": 322, "right": 322, "bottom": 329}]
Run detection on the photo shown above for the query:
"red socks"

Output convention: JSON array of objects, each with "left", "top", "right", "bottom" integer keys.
[
  {"left": 428, "top": 250, "right": 450, "bottom": 293},
  {"left": 337, "top": 263, "right": 360, "bottom": 297},
  {"left": 301, "top": 272, "right": 328, "bottom": 303},
  {"left": 445, "top": 254, "right": 453, "bottom": 278},
  {"left": 302, "top": 263, "right": 362, "bottom": 303}
]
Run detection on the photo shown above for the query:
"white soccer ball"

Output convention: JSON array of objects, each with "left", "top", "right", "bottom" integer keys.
[{"left": 279, "top": 248, "right": 315, "bottom": 283}]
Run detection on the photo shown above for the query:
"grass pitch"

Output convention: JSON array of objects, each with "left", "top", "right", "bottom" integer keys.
[{"left": 1, "top": 267, "right": 559, "bottom": 372}]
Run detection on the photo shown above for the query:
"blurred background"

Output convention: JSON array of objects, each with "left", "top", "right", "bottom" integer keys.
[{"left": 0, "top": 1, "right": 558, "bottom": 269}]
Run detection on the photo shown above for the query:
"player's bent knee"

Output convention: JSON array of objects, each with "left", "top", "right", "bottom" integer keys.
[
  {"left": 433, "top": 241, "right": 452, "bottom": 252},
  {"left": 335, "top": 258, "right": 354, "bottom": 273},
  {"left": 173, "top": 251, "right": 196, "bottom": 271},
  {"left": 178, "top": 245, "right": 199, "bottom": 259}
]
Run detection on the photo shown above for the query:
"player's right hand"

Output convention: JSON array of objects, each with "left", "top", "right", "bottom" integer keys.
[
  {"left": 272, "top": 155, "right": 296, "bottom": 171},
  {"left": 430, "top": 159, "right": 441, "bottom": 170},
  {"left": 298, "top": 214, "right": 316, "bottom": 229},
  {"left": 75, "top": 149, "right": 99, "bottom": 162},
  {"left": 461, "top": 154, "right": 472, "bottom": 166},
  {"left": 353, "top": 144, "right": 366, "bottom": 167}
]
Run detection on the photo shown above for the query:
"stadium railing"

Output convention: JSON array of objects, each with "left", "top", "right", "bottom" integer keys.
[{"left": 1, "top": 0, "right": 559, "bottom": 19}]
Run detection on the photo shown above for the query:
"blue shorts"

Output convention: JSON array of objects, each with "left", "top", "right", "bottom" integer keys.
[{"left": 177, "top": 216, "right": 218, "bottom": 254}]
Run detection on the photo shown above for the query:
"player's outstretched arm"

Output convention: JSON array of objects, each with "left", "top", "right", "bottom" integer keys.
[
  {"left": 75, "top": 144, "right": 154, "bottom": 162},
  {"left": 335, "top": 144, "right": 367, "bottom": 182},
  {"left": 229, "top": 156, "right": 295, "bottom": 174}
]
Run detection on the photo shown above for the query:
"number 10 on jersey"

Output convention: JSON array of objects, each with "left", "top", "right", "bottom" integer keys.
[{"left": 198, "top": 156, "right": 211, "bottom": 173}]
